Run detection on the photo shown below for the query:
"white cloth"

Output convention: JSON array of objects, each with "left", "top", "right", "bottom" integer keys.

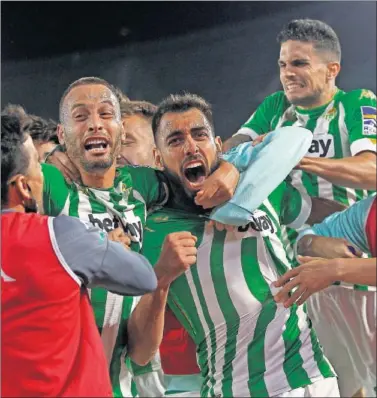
[
  {"left": 273, "top": 377, "right": 340, "bottom": 397},
  {"left": 307, "top": 285, "right": 376, "bottom": 397}
]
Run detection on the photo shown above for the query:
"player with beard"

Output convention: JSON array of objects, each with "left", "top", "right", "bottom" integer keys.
[
  {"left": 44, "top": 77, "right": 316, "bottom": 397},
  {"left": 1, "top": 114, "right": 158, "bottom": 397},
  {"left": 129, "top": 93, "right": 339, "bottom": 398}
]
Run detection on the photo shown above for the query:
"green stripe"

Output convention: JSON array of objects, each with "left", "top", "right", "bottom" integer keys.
[
  {"left": 210, "top": 230, "right": 239, "bottom": 398},
  {"left": 90, "top": 288, "right": 108, "bottom": 334},
  {"left": 282, "top": 306, "right": 311, "bottom": 389},
  {"left": 68, "top": 185, "right": 79, "bottom": 218},
  {"left": 241, "top": 237, "right": 271, "bottom": 396},
  {"left": 191, "top": 264, "right": 216, "bottom": 397}
]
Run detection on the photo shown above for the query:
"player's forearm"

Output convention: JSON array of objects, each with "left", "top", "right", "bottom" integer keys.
[
  {"left": 127, "top": 286, "right": 169, "bottom": 366},
  {"left": 297, "top": 152, "right": 377, "bottom": 190},
  {"left": 334, "top": 257, "right": 377, "bottom": 286},
  {"left": 222, "top": 134, "right": 252, "bottom": 152}
]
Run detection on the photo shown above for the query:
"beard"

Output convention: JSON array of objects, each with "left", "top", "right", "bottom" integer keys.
[
  {"left": 162, "top": 153, "right": 222, "bottom": 205},
  {"left": 64, "top": 131, "right": 121, "bottom": 174},
  {"left": 286, "top": 88, "right": 323, "bottom": 107}
]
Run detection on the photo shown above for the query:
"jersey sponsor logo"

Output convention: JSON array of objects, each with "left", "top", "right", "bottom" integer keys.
[
  {"left": 361, "top": 106, "right": 376, "bottom": 136},
  {"left": 238, "top": 210, "right": 275, "bottom": 236},
  {"left": 88, "top": 213, "right": 143, "bottom": 244},
  {"left": 1, "top": 269, "right": 16, "bottom": 282},
  {"left": 306, "top": 135, "right": 335, "bottom": 158}
]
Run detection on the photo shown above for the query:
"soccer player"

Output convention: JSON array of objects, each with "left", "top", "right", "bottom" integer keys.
[
  {"left": 44, "top": 77, "right": 313, "bottom": 397},
  {"left": 128, "top": 93, "right": 340, "bottom": 397},
  {"left": 274, "top": 194, "right": 376, "bottom": 397},
  {"left": 223, "top": 19, "right": 376, "bottom": 397},
  {"left": 1, "top": 114, "right": 157, "bottom": 397}
]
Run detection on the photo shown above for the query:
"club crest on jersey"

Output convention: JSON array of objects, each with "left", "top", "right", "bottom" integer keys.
[
  {"left": 121, "top": 183, "right": 132, "bottom": 202},
  {"left": 306, "top": 135, "right": 335, "bottom": 158},
  {"left": 361, "top": 106, "right": 376, "bottom": 136},
  {"left": 323, "top": 106, "right": 337, "bottom": 122},
  {"left": 238, "top": 210, "right": 275, "bottom": 236}
]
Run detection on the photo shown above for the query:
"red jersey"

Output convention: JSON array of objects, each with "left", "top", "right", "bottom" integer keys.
[{"left": 1, "top": 212, "right": 112, "bottom": 397}]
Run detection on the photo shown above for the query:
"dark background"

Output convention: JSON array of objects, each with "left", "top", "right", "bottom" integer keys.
[{"left": 2, "top": 1, "right": 376, "bottom": 139}]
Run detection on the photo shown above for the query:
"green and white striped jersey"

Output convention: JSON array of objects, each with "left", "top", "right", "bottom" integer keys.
[
  {"left": 42, "top": 163, "right": 168, "bottom": 397},
  {"left": 235, "top": 88, "right": 376, "bottom": 290},
  {"left": 143, "top": 182, "right": 335, "bottom": 398}
]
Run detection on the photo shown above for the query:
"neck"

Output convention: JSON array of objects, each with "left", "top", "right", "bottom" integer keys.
[
  {"left": 2, "top": 203, "right": 25, "bottom": 213},
  {"left": 298, "top": 85, "right": 338, "bottom": 110},
  {"left": 80, "top": 165, "right": 116, "bottom": 189}
]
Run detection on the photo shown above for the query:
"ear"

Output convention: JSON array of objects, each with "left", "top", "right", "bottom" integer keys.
[
  {"left": 57, "top": 124, "right": 65, "bottom": 145},
  {"left": 327, "top": 62, "right": 341, "bottom": 81},
  {"left": 11, "top": 175, "right": 32, "bottom": 202},
  {"left": 215, "top": 136, "right": 223, "bottom": 153},
  {"left": 153, "top": 147, "right": 164, "bottom": 170}
]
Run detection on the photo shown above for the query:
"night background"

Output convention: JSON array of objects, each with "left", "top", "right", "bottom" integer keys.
[{"left": 2, "top": 1, "right": 376, "bottom": 138}]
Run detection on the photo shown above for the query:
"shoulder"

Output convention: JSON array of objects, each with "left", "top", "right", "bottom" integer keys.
[
  {"left": 262, "top": 90, "right": 287, "bottom": 106},
  {"left": 339, "top": 89, "right": 376, "bottom": 106},
  {"left": 42, "top": 163, "right": 66, "bottom": 184}
]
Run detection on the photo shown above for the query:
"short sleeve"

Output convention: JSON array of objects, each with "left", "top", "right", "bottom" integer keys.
[
  {"left": 234, "top": 91, "right": 286, "bottom": 139},
  {"left": 341, "top": 89, "right": 376, "bottom": 155},
  {"left": 42, "top": 163, "right": 70, "bottom": 216},
  {"left": 124, "top": 166, "right": 169, "bottom": 210},
  {"left": 280, "top": 183, "right": 312, "bottom": 229}
]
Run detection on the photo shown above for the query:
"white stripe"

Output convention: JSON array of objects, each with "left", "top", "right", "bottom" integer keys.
[
  {"left": 77, "top": 189, "right": 95, "bottom": 223},
  {"left": 256, "top": 235, "right": 290, "bottom": 394},
  {"left": 47, "top": 217, "right": 81, "bottom": 286},
  {"left": 196, "top": 227, "right": 226, "bottom": 397},
  {"left": 119, "top": 348, "right": 133, "bottom": 397},
  {"left": 101, "top": 292, "right": 125, "bottom": 367},
  {"left": 222, "top": 233, "right": 261, "bottom": 395},
  {"left": 338, "top": 102, "right": 359, "bottom": 205},
  {"left": 350, "top": 137, "right": 377, "bottom": 156},
  {"left": 58, "top": 195, "right": 70, "bottom": 216},
  {"left": 185, "top": 263, "right": 212, "bottom": 394},
  {"left": 234, "top": 126, "right": 260, "bottom": 140}
]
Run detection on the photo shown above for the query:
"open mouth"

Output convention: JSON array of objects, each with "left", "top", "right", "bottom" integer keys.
[
  {"left": 84, "top": 137, "right": 110, "bottom": 155},
  {"left": 183, "top": 161, "right": 207, "bottom": 187}
]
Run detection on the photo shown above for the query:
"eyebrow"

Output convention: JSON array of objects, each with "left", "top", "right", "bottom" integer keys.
[
  {"left": 70, "top": 99, "right": 115, "bottom": 112},
  {"left": 165, "top": 126, "right": 207, "bottom": 141}
]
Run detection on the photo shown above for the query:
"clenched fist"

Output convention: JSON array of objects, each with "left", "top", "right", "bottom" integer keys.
[
  {"left": 107, "top": 227, "right": 131, "bottom": 251},
  {"left": 154, "top": 232, "right": 197, "bottom": 289}
]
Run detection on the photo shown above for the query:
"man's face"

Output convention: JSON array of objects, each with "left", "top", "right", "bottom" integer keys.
[
  {"left": 34, "top": 140, "right": 57, "bottom": 163},
  {"left": 279, "top": 40, "right": 335, "bottom": 108},
  {"left": 156, "top": 108, "right": 221, "bottom": 197},
  {"left": 23, "top": 136, "right": 44, "bottom": 213},
  {"left": 60, "top": 84, "right": 123, "bottom": 173},
  {"left": 117, "top": 114, "right": 156, "bottom": 167}
]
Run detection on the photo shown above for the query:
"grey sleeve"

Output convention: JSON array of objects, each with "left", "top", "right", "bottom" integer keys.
[{"left": 50, "top": 215, "right": 157, "bottom": 296}]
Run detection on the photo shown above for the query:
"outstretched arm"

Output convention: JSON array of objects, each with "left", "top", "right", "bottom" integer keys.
[{"left": 210, "top": 126, "right": 313, "bottom": 225}]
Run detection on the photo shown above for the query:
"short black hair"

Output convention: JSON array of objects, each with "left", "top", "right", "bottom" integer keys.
[
  {"left": 121, "top": 100, "right": 157, "bottom": 119},
  {"left": 59, "top": 76, "right": 120, "bottom": 122},
  {"left": 152, "top": 93, "right": 214, "bottom": 139},
  {"left": 1, "top": 115, "right": 30, "bottom": 205},
  {"left": 277, "top": 19, "right": 341, "bottom": 61},
  {"left": 23, "top": 115, "right": 59, "bottom": 144}
]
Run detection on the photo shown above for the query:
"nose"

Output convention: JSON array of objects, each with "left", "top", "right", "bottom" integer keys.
[
  {"left": 184, "top": 135, "right": 199, "bottom": 155},
  {"left": 282, "top": 65, "right": 296, "bottom": 79},
  {"left": 88, "top": 113, "right": 104, "bottom": 133}
]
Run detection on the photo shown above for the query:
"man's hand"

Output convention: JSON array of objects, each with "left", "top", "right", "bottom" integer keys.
[
  {"left": 46, "top": 150, "right": 81, "bottom": 184},
  {"left": 107, "top": 227, "right": 131, "bottom": 251},
  {"left": 154, "top": 232, "right": 197, "bottom": 289},
  {"left": 207, "top": 220, "right": 236, "bottom": 232},
  {"left": 297, "top": 235, "right": 362, "bottom": 259},
  {"left": 251, "top": 133, "right": 268, "bottom": 146},
  {"left": 195, "top": 161, "right": 239, "bottom": 209},
  {"left": 273, "top": 255, "right": 341, "bottom": 307},
  {"left": 308, "top": 197, "right": 347, "bottom": 225}
]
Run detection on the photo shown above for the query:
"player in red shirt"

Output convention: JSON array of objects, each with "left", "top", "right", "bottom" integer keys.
[{"left": 1, "top": 114, "right": 158, "bottom": 397}]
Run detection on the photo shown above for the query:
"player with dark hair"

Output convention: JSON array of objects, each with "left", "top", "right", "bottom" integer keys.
[
  {"left": 23, "top": 114, "right": 59, "bottom": 162},
  {"left": 223, "top": 19, "right": 376, "bottom": 397},
  {"left": 118, "top": 100, "right": 158, "bottom": 167},
  {"left": 129, "top": 93, "right": 340, "bottom": 397},
  {"left": 1, "top": 114, "right": 157, "bottom": 397}
]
